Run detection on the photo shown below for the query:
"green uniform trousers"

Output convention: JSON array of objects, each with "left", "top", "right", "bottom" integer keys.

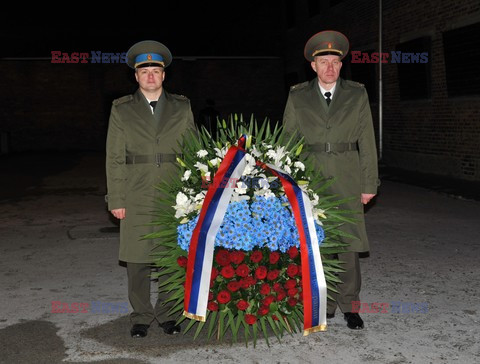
[
  {"left": 127, "top": 262, "right": 172, "bottom": 326},
  {"left": 327, "top": 252, "right": 361, "bottom": 314}
]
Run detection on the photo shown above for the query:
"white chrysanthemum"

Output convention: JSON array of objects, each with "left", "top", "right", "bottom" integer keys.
[{"left": 196, "top": 150, "right": 208, "bottom": 158}]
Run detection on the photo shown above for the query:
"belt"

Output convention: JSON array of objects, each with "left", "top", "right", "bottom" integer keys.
[
  {"left": 308, "top": 142, "right": 358, "bottom": 153},
  {"left": 125, "top": 153, "right": 177, "bottom": 166}
]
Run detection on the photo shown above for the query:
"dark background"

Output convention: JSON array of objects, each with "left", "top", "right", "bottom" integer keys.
[{"left": 1, "top": 0, "right": 480, "bottom": 191}]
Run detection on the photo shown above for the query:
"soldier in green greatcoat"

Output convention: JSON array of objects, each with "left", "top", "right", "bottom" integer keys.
[
  {"left": 106, "top": 40, "right": 196, "bottom": 338},
  {"left": 283, "top": 30, "right": 380, "bottom": 330}
]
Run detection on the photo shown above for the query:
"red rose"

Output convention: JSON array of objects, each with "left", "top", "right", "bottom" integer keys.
[
  {"left": 287, "top": 246, "right": 299, "bottom": 259},
  {"left": 211, "top": 267, "right": 219, "bottom": 280},
  {"left": 298, "top": 290, "right": 303, "bottom": 300},
  {"left": 220, "top": 265, "right": 235, "bottom": 279},
  {"left": 272, "top": 314, "right": 279, "bottom": 321},
  {"left": 230, "top": 251, "right": 245, "bottom": 265},
  {"left": 258, "top": 305, "right": 270, "bottom": 316},
  {"left": 177, "top": 256, "right": 187, "bottom": 268},
  {"left": 276, "top": 289, "right": 286, "bottom": 301},
  {"left": 287, "top": 297, "right": 298, "bottom": 307},
  {"left": 236, "top": 300, "right": 249, "bottom": 311},
  {"left": 287, "top": 264, "right": 299, "bottom": 277},
  {"left": 215, "top": 249, "right": 231, "bottom": 266},
  {"left": 217, "top": 290, "right": 231, "bottom": 304},
  {"left": 260, "top": 283, "right": 271, "bottom": 295},
  {"left": 262, "top": 295, "right": 275, "bottom": 306},
  {"left": 245, "top": 314, "right": 257, "bottom": 325},
  {"left": 208, "top": 292, "right": 213, "bottom": 301},
  {"left": 239, "top": 278, "right": 249, "bottom": 289},
  {"left": 284, "top": 279, "right": 297, "bottom": 290},
  {"left": 267, "top": 269, "right": 280, "bottom": 281},
  {"left": 245, "top": 275, "right": 257, "bottom": 286},
  {"left": 207, "top": 301, "right": 218, "bottom": 311},
  {"left": 227, "top": 280, "right": 241, "bottom": 292},
  {"left": 273, "top": 282, "right": 282, "bottom": 292},
  {"left": 287, "top": 287, "right": 298, "bottom": 297},
  {"left": 235, "top": 263, "right": 250, "bottom": 277},
  {"left": 255, "top": 266, "right": 267, "bottom": 280},
  {"left": 250, "top": 250, "right": 263, "bottom": 263},
  {"left": 269, "top": 251, "right": 280, "bottom": 264}
]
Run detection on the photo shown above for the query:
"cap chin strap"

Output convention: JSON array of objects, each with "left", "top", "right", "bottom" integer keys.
[
  {"left": 312, "top": 49, "right": 343, "bottom": 57},
  {"left": 135, "top": 62, "right": 165, "bottom": 68}
]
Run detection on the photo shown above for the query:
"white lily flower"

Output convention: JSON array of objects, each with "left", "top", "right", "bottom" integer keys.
[
  {"left": 209, "top": 157, "right": 221, "bottom": 167},
  {"left": 194, "top": 161, "right": 209, "bottom": 174},
  {"left": 250, "top": 145, "right": 262, "bottom": 157},
  {"left": 283, "top": 165, "right": 292, "bottom": 174},
  {"left": 181, "top": 170, "right": 191, "bottom": 181},
  {"left": 214, "top": 147, "right": 227, "bottom": 159},
  {"left": 294, "top": 161, "right": 305, "bottom": 171},
  {"left": 242, "top": 154, "right": 257, "bottom": 176},
  {"left": 196, "top": 150, "right": 208, "bottom": 158},
  {"left": 173, "top": 192, "right": 195, "bottom": 218},
  {"left": 194, "top": 191, "right": 206, "bottom": 202},
  {"left": 266, "top": 146, "right": 286, "bottom": 166},
  {"left": 182, "top": 187, "right": 195, "bottom": 195}
]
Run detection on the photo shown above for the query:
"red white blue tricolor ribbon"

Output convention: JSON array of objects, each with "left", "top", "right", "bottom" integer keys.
[
  {"left": 258, "top": 162, "right": 327, "bottom": 334},
  {"left": 183, "top": 136, "right": 327, "bottom": 334},
  {"left": 183, "top": 136, "right": 247, "bottom": 321}
]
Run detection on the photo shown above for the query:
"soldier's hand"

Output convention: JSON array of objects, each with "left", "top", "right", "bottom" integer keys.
[
  {"left": 111, "top": 208, "right": 126, "bottom": 219},
  {"left": 361, "top": 193, "right": 376, "bottom": 205}
]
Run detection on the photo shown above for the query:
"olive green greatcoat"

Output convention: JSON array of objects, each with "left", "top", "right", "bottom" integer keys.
[
  {"left": 106, "top": 89, "right": 195, "bottom": 263},
  {"left": 283, "top": 77, "right": 380, "bottom": 252}
]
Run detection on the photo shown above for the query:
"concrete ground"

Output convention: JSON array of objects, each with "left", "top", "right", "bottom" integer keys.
[{"left": 0, "top": 151, "right": 479, "bottom": 364}]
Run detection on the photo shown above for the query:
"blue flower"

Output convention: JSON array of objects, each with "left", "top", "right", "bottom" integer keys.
[{"left": 176, "top": 196, "right": 325, "bottom": 252}]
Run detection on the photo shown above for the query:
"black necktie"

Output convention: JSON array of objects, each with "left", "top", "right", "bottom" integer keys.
[
  {"left": 149, "top": 101, "right": 157, "bottom": 112},
  {"left": 324, "top": 92, "right": 332, "bottom": 106}
]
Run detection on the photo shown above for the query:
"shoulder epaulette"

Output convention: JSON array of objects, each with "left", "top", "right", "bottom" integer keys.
[
  {"left": 346, "top": 80, "right": 365, "bottom": 88},
  {"left": 170, "top": 93, "right": 190, "bottom": 102},
  {"left": 113, "top": 95, "right": 133, "bottom": 105},
  {"left": 289, "top": 81, "right": 309, "bottom": 91}
]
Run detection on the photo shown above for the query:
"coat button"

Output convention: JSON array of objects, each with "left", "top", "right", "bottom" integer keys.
[{"left": 326, "top": 125, "right": 331, "bottom": 129}]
